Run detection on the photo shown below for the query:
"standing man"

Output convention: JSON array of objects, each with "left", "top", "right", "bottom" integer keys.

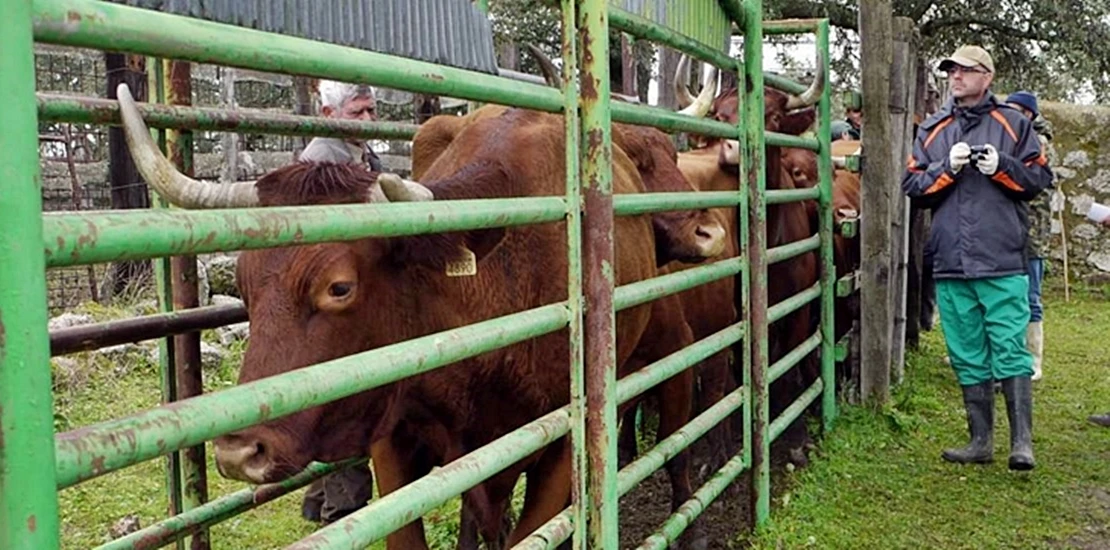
[
  {"left": 298, "top": 79, "right": 380, "bottom": 524},
  {"left": 901, "top": 45, "right": 1053, "bottom": 471},
  {"left": 1005, "top": 91, "right": 1057, "bottom": 382}
]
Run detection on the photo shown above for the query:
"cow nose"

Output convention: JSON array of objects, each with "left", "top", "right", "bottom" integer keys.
[
  {"left": 214, "top": 435, "right": 271, "bottom": 484},
  {"left": 721, "top": 140, "right": 740, "bottom": 166},
  {"left": 694, "top": 222, "right": 727, "bottom": 257}
]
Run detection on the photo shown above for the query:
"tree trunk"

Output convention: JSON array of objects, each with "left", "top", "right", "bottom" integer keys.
[
  {"left": 105, "top": 53, "right": 151, "bottom": 297},
  {"left": 888, "top": 17, "right": 918, "bottom": 385},
  {"left": 859, "top": 0, "right": 894, "bottom": 404}
]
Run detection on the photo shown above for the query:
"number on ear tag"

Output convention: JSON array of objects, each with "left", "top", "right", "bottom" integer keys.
[{"left": 445, "top": 246, "right": 477, "bottom": 277}]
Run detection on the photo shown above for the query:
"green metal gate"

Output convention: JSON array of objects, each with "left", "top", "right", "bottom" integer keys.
[{"left": 0, "top": 0, "right": 837, "bottom": 548}]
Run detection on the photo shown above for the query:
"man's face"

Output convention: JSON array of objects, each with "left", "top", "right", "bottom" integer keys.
[
  {"left": 846, "top": 109, "right": 862, "bottom": 128},
  {"left": 323, "top": 95, "right": 377, "bottom": 121},
  {"left": 947, "top": 64, "right": 993, "bottom": 101}
]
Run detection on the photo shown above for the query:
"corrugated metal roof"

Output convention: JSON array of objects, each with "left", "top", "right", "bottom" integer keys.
[
  {"left": 105, "top": 0, "right": 500, "bottom": 74},
  {"left": 611, "top": 0, "right": 732, "bottom": 54}
]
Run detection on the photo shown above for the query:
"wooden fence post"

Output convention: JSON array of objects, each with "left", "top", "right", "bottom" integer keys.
[
  {"left": 888, "top": 17, "right": 918, "bottom": 384},
  {"left": 859, "top": 0, "right": 893, "bottom": 404}
]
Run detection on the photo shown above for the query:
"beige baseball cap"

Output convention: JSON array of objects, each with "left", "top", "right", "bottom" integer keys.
[{"left": 938, "top": 45, "right": 995, "bottom": 73}]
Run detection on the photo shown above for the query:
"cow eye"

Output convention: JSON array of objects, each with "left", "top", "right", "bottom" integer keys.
[{"left": 328, "top": 282, "right": 353, "bottom": 298}]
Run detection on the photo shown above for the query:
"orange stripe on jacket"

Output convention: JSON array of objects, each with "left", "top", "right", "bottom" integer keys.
[
  {"left": 924, "top": 172, "right": 954, "bottom": 194},
  {"left": 1024, "top": 154, "right": 1048, "bottom": 167},
  {"left": 907, "top": 155, "right": 923, "bottom": 172},
  {"left": 991, "top": 171, "right": 1024, "bottom": 192},
  {"left": 924, "top": 117, "right": 953, "bottom": 149},
  {"left": 990, "top": 111, "right": 1019, "bottom": 142}
]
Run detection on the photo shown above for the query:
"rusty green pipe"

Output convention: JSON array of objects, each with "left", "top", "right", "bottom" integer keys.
[
  {"left": 768, "top": 282, "right": 822, "bottom": 324},
  {"left": 765, "top": 131, "right": 819, "bottom": 150},
  {"left": 0, "top": 1, "right": 61, "bottom": 547},
  {"left": 514, "top": 375, "right": 750, "bottom": 550},
  {"left": 769, "top": 378, "right": 824, "bottom": 443},
  {"left": 53, "top": 303, "right": 569, "bottom": 489},
  {"left": 637, "top": 446, "right": 750, "bottom": 549},
  {"left": 717, "top": 0, "right": 747, "bottom": 27},
  {"left": 836, "top": 271, "right": 860, "bottom": 298},
  {"left": 765, "top": 187, "right": 820, "bottom": 205},
  {"left": 287, "top": 408, "right": 572, "bottom": 549},
  {"left": 762, "top": 19, "right": 821, "bottom": 35},
  {"left": 766, "top": 234, "right": 820, "bottom": 265},
  {"left": 767, "top": 332, "right": 822, "bottom": 384},
  {"left": 609, "top": 7, "right": 735, "bottom": 69},
  {"left": 762, "top": 72, "right": 810, "bottom": 97},
  {"left": 38, "top": 93, "right": 421, "bottom": 141},
  {"left": 42, "top": 197, "right": 568, "bottom": 268},
  {"left": 816, "top": 19, "right": 838, "bottom": 430},
  {"left": 98, "top": 458, "right": 364, "bottom": 550},
  {"left": 50, "top": 304, "right": 247, "bottom": 357},
  {"left": 32, "top": 0, "right": 737, "bottom": 140},
  {"left": 614, "top": 257, "right": 744, "bottom": 312},
  {"left": 613, "top": 191, "right": 739, "bottom": 215}
]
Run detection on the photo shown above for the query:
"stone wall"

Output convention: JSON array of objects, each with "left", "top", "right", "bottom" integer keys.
[{"left": 1040, "top": 101, "right": 1110, "bottom": 283}]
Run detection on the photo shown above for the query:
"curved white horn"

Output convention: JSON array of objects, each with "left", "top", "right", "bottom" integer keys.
[
  {"left": 785, "top": 51, "right": 827, "bottom": 111},
  {"left": 116, "top": 83, "right": 259, "bottom": 209},
  {"left": 525, "top": 43, "right": 562, "bottom": 88},
  {"left": 674, "top": 54, "right": 696, "bottom": 109},
  {"left": 677, "top": 63, "right": 719, "bottom": 118},
  {"left": 377, "top": 173, "right": 434, "bottom": 202}
]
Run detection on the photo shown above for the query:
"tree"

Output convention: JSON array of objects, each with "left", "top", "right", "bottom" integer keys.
[{"left": 765, "top": 0, "right": 1110, "bottom": 103}]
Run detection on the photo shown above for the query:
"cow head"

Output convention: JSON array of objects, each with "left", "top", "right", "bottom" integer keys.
[{"left": 115, "top": 84, "right": 487, "bottom": 483}]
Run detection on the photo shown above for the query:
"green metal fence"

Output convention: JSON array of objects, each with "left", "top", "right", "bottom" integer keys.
[{"left": 0, "top": 0, "right": 837, "bottom": 548}]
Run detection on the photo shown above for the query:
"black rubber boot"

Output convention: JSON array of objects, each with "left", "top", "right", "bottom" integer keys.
[
  {"left": 942, "top": 381, "right": 994, "bottom": 464},
  {"left": 1089, "top": 413, "right": 1110, "bottom": 427},
  {"left": 1001, "top": 376, "right": 1035, "bottom": 471}
]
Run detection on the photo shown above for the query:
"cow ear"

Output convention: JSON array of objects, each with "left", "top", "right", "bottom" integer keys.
[
  {"left": 390, "top": 228, "right": 505, "bottom": 277},
  {"left": 780, "top": 108, "right": 816, "bottom": 136}
]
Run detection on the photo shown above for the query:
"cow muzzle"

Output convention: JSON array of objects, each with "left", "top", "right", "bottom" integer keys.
[
  {"left": 695, "top": 221, "right": 727, "bottom": 258},
  {"left": 214, "top": 434, "right": 275, "bottom": 484}
]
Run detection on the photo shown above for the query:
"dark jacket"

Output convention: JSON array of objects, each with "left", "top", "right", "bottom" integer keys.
[{"left": 901, "top": 92, "right": 1053, "bottom": 280}]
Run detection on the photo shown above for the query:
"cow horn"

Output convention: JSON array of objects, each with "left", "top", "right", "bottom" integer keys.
[
  {"left": 526, "top": 43, "right": 562, "bottom": 88},
  {"left": 674, "top": 55, "right": 696, "bottom": 109},
  {"left": 377, "top": 173, "right": 434, "bottom": 202},
  {"left": 831, "top": 156, "right": 847, "bottom": 168},
  {"left": 785, "top": 51, "right": 826, "bottom": 111},
  {"left": 677, "top": 63, "right": 718, "bottom": 118},
  {"left": 116, "top": 83, "right": 259, "bottom": 209}
]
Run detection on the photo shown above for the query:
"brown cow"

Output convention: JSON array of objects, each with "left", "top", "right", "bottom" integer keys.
[{"left": 114, "top": 84, "right": 703, "bottom": 550}]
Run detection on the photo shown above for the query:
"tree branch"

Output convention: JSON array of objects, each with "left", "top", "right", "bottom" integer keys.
[
  {"left": 774, "top": 1, "right": 860, "bottom": 32},
  {"left": 919, "top": 16, "right": 1044, "bottom": 40}
]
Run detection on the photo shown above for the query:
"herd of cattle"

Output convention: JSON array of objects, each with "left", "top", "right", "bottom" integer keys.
[{"left": 112, "top": 54, "right": 862, "bottom": 549}]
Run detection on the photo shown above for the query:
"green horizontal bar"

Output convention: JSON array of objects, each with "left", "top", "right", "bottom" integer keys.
[
  {"left": 515, "top": 385, "right": 749, "bottom": 550},
  {"left": 287, "top": 408, "right": 572, "bottom": 549},
  {"left": 841, "top": 156, "right": 861, "bottom": 173},
  {"left": 32, "top": 0, "right": 736, "bottom": 139},
  {"left": 767, "top": 331, "right": 822, "bottom": 384},
  {"left": 718, "top": 0, "right": 747, "bottom": 28},
  {"left": 609, "top": 7, "right": 736, "bottom": 70},
  {"left": 613, "top": 102, "right": 740, "bottom": 140},
  {"left": 42, "top": 197, "right": 568, "bottom": 268},
  {"left": 766, "top": 131, "right": 819, "bottom": 150},
  {"left": 54, "top": 303, "right": 569, "bottom": 489},
  {"left": 768, "top": 378, "right": 824, "bottom": 443},
  {"left": 766, "top": 233, "right": 820, "bottom": 265},
  {"left": 38, "top": 93, "right": 421, "bottom": 140},
  {"left": 762, "top": 19, "right": 822, "bottom": 35},
  {"left": 768, "top": 282, "right": 822, "bottom": 324},
  {"left": 839, "top": 218, "right": 859, "bottom": 238},
  {"left": 613, "top": 192, "right": 739, "bottom": 216},
  {"left": 98, "top": 457, "right": 364, "bottom": 550},
  {"left": 765, "top": 187, "right": 821, "bottom": 205},
  {"left": 616, "top": 322, "right": 746, "bottom": 405},
  {"left": 763, "top": 72, "right": 810, "bottom": 96},
  {"left": 835, "top": 333, "right": 851, "bottom": 362},
  {"left": 836, "top": 271, "right": 859, "bottom": 298},
  {"left": 33, "top": 0, "right": 565, "bottom": 113},
  {"left": 637, "top": 443, "right": 751, "bottom": 549},
  {"left": 614, "top": 257, "right": 744, "bottom": 312}
]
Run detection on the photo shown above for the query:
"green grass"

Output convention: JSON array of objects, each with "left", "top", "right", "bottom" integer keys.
[{"left": 747, "top": 288, "right": 1110, "bottom": 550}]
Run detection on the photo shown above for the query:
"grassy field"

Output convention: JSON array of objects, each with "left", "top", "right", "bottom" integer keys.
[
  {"left": 746, "top": 287, "right": 1110, "bottom": 549},
  {"left": 53, "top": 285, "right": 1110, "bottom": 549}
]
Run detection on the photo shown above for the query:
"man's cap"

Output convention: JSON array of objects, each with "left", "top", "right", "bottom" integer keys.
[
  {"left": 1006, "top": 91, "right": 1039, "bottom": 117},
  {"left": 938, "top": 45, "right": 995, "bottom": 74}
]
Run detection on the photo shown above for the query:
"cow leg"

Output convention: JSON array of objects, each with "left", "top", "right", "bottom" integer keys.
[
  {"left": 656, "top": 367, "right": 707, "bottom": 550},
  {"left": 371, "top": 435, "right": 431, "bottom": 550},
  {"left": 506, "top": 441, "right": 572, "bottom": 547},
  {"left": 697, "top": 349, "right": 736, "bottom": 475},
  {"left": 618, "top": 400, "right": 641, "bottom": 468}
]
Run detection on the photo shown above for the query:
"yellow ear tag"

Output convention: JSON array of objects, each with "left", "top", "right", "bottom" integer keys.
[{"left": 445, "top": 246, "right": 477, "bottom": 277}]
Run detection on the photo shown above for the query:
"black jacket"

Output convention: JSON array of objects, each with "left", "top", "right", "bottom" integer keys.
[{"left": 901, "top": 92, "right": 1053, "bottom": 279}]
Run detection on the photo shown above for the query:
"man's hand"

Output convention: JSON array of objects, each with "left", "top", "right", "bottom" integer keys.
[
  {"left": 976, "top": 144, "right": 999, "bottom": 176},
  {"left": 949, "top": 142, "right": 971, "bottom": 173}
]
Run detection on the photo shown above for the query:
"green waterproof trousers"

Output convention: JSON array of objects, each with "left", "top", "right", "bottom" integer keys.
[{"left": 936, "top": 275, "right": 1034, "bottom": 386}]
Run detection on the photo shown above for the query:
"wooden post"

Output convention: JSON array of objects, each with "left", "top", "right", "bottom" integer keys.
[
  {"left": 858, "top": 0, "right": 893, "bottom": 404},
  {"left": 105, "top": 53, "right": 151, "bottom": 297},
  {"left": 888, "top": 17, "right": 917, "bottom": 384},
  {"left": 220, "top": 67, "right": 238, "bottom": 183},
  {"left": 620, "top": 33, "right": 637, "bottom": 97}
]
